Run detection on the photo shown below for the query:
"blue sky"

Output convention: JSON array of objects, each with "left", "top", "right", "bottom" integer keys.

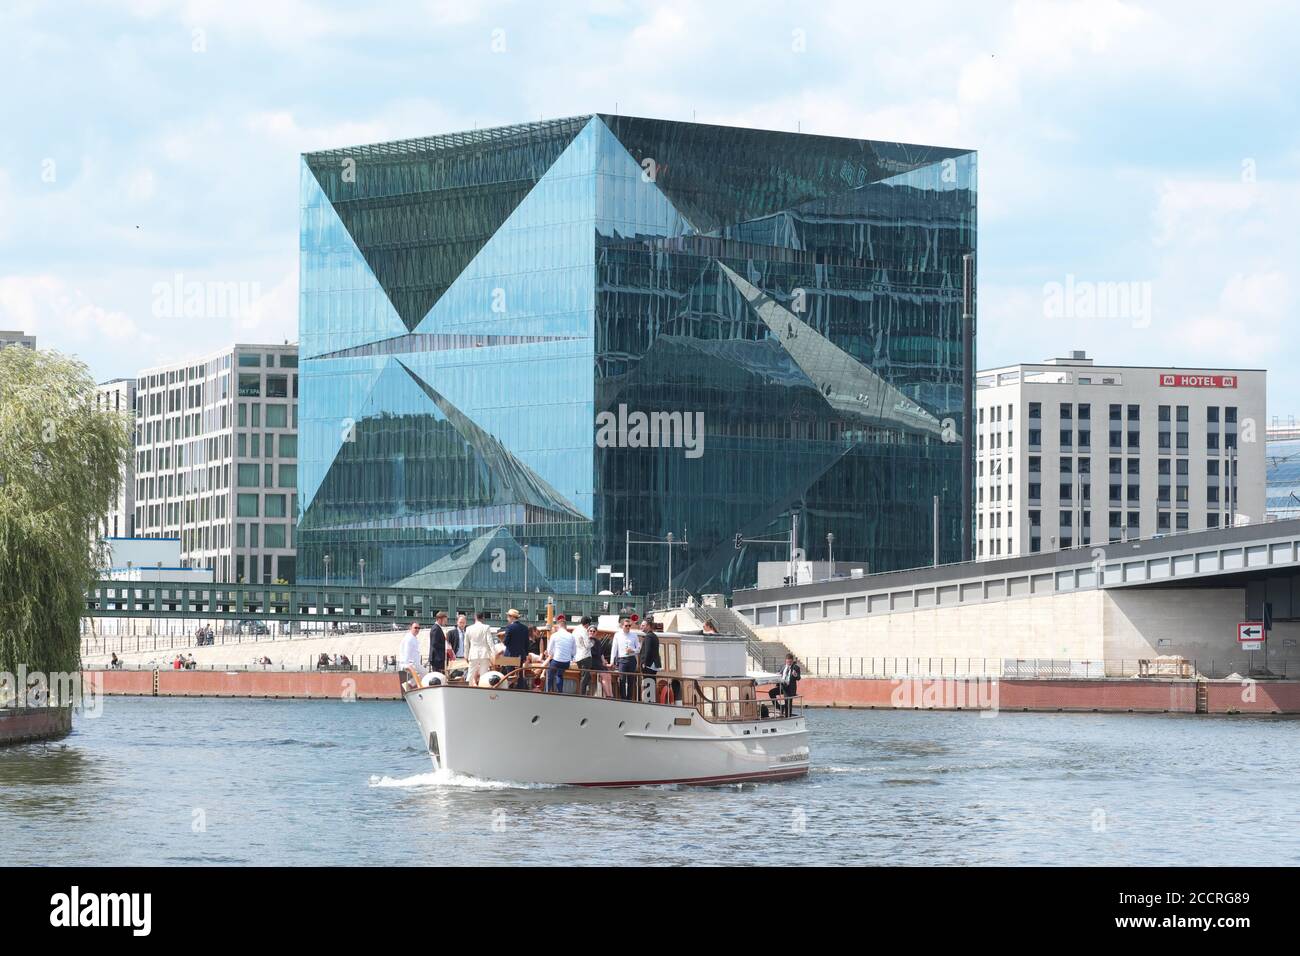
[{"left": 2, "top": 0, "right": 1298, "bottom": 414}]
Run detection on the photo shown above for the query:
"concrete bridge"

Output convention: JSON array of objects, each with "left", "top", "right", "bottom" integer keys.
[{"left": 732, "top": 520, "right": 1300, "bottom": 679}]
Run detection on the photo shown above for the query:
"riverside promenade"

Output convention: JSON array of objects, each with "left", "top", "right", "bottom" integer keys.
[{"left": 83, "top": 668, "right": 1300, "bottom": 715}]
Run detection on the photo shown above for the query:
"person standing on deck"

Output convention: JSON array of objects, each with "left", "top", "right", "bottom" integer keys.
[
  {"left": 502, "top": 609, "right": 531, "bottom": 688},
  {"left": 446, "top": 613, "right": 467, "bottom": 659},
  {"left": 543, "top": 614, "right": 576, "bottom": 693},
  {"left": 574, "top": 616, "right": 599, "bottom": 695},
  {"left": 397, "top": 622, "right": 423, "bottom": 690},
  {"left": 768, "top": 653, "right": 801, "bottom": 717},
  {"left": 428, "top": 611, "right": 449, "bottom": 673},
  {"left": 637, "top": 618, "right": 662, "bottom": 701},
  {"left": 463, "top": 611, "right": 495, "bottom": 687},
  {"left": 610, "top": 617, "right": 640, "bottom": 700}
]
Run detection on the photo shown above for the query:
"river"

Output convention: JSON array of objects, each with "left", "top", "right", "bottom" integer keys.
[{"left": 1, "top": 697, "right": 1296, "bottom": 866}]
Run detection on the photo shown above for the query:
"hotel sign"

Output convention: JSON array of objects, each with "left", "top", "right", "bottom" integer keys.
[{"left": 1158, "top": 373, "right": 1237, "bottom": 388}]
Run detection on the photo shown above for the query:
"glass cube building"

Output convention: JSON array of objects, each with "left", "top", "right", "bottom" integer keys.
[{"left": 297, "top": 115, "right": 976, "bottom": 594}]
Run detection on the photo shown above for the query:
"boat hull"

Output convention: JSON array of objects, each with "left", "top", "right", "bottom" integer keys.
[{"left": 403, "top": 685, "right": 809, "bottom": 787}]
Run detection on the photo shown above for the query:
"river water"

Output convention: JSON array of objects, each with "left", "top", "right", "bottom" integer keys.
[{"left": 1, "top": 697, "right": 1296, "bottom": 866}]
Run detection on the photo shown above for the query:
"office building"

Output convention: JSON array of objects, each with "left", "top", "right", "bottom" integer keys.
[
  {"left": 94, "top": 378, "right": 137, "bottom": 539},
  {"left": 133, "top": 343, "right": 299, "bottom": 583},
  {"left": 975, "top": 351, "right": 1266, "bottom": 558},
  {"left": 1266, "top": 419, "right": 1300, "bottom": 521},
  {"left": 298, "top": 115, "right": 977, "bottom": 592},
  {"left": 0, "top": 330, "right": 36, "bottom": 349}
]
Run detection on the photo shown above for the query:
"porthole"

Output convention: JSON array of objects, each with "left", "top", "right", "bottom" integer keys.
[
  {"left": 579, "top": 718, "right": 588, "bottom": 727},
  {"left": 530, "top": 715, "right": 540, "bottom": 724},
  {"left": 644, "top": 722, "right": 651, "bottom": 731},
  {"left": 617, "top": 721, "right": 625, "bottom": 729}
]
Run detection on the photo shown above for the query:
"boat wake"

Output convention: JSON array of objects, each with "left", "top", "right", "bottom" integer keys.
[{"left": 367, "top": 768, "right": 559, "bottom": 791}]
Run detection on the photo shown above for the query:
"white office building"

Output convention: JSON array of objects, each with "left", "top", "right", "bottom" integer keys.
[
  {"left": 132, "top": 343, "right": 299, "bottom": 584},
  {"left": 0, "top": 329, "right": 36, "bottom": 349},
  {"left": 94, "top": 378, "right": 137, "bottom": 540},
  {"left": 976, "top": 351, "right": 1266, "bottom": 559}
]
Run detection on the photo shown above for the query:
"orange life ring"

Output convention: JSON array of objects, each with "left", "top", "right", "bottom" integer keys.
[{"left": 657, "top": 682, "right": 675, "bottom": 705}]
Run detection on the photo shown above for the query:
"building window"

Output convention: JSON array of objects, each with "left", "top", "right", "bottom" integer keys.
[
  {"left": 266, "top": 404, "right": 288, "bottom": 428},
  {"left": 237, "top": 494, "right": 259, "bottom": 517},
  {"left": 237, "top": 464, "right": 259, "bottom": 487},
  {"left": 238, "top": 374, "right": 260, "bottom": 397}
]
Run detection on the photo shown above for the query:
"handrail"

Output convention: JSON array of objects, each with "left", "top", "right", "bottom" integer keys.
[{"left": 407, "top": 660, "right": 799, "bottom": 722}]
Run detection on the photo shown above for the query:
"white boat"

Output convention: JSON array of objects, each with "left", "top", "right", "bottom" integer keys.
[{"left": 402, "top": 630, "right": 809, "bottom": 787}]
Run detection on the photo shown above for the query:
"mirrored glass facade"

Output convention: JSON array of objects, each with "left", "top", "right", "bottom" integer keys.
[{"left": 298, "top": 115, "right": 976, "bottom": 594}]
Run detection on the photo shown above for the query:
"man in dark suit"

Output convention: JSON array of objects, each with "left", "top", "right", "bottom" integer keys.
[
  {"left": 637, "top": 618, "right": 661, "bottom": 702},
  {"left": 446, "top": 613, "right": 467, "bottom": 659},
  {"left": 502, "top": 608, "right": 531, "bottom": 689},
  {"left": 428, "top": 610, "right": 449, "bottom": 673},
  {"left": 768, "top": 653, "right": 801, "bottom": 717}
]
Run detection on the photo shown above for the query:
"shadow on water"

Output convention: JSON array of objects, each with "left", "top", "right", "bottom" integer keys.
[{"left": 0, "top": 739, "right": 103, "bottom": 817}]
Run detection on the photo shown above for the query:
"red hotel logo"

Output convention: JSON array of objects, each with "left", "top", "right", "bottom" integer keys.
[{"left": 1158, "top": 373, "right": 1237, "bottom": 388}]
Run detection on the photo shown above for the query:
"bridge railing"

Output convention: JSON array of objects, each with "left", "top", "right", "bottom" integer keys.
[
  {"left": 765, "top": 656, "right": 1289, "bottom": 680},
  {"left": 83, "top": 581, "right": 643, "bottom": 625}
]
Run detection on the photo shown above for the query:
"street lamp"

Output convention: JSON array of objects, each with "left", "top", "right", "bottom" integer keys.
[
  {"left": 323, "top": 554, "right": 331, "bottom": 588},
  {"left": 573, "top": 551, "right": 580, "bottom": 593},
  {"left": 522, "top": 543, "right": 529, "bottom": 594},
  {"left": 827, "top": 532, "right": 834, "bottom": 575},
  {"left": 358, "top": 557, "right": 365, "bottom": 588}
]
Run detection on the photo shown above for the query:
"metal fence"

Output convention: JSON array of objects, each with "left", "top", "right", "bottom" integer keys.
[
  {"left": 757, "top": 656, "right": 1289, "bottom": 680},
  {"left": 80, "top": 623, "right": 400, "bottom": 657}
]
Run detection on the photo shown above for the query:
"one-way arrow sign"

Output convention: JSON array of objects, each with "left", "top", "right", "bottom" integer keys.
[{"left": 1238, "top": 621, "right": 1265, "bottom": 648}]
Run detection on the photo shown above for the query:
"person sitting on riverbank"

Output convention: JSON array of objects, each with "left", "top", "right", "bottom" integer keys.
[
  {"left": 110, "top": 652, "right": 121, "bottom": 669},
  {"left": 317, "top": 653, "right": 330, "bottom": 669}
]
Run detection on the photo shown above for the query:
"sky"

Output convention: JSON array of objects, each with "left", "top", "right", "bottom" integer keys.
[{"left": 2, "top": 0, "right": 1298, "bottom": 415}]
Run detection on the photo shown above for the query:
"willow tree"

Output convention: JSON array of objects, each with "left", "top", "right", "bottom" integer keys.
[{"left": 0, "top": 347, "right": 132, "bottom": 676}]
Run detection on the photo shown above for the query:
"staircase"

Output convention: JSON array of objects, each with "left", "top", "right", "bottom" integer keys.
[{"left": 698, "top": 607, "right": 797, "bottom": 672}]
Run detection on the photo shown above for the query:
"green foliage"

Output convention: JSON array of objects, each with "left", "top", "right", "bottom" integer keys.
[{"left": 0, "top": 347, "right": 132, "bottom": 674}]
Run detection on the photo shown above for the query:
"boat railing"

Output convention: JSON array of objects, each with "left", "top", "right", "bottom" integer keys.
[{"left": 429, "top": 659, "right": 801, "bottom": 722}]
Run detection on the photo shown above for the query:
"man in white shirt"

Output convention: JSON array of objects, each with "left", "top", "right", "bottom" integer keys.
[
  {"left": 610, "top": 617, "right": 640, "bottom": 700},
  {"left": 543, "top": 614, "right": 576, "bottom": 693},
  {"left": 463, "top": 611, "right": 497, "bottom": 687},
  {"left": 397, "top": 622, "right": 423, "bottom": 690}
]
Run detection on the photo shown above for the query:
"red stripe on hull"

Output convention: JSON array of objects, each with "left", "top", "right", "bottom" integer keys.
[{"left": 569, "top": 766, "right": 808, "bottom": 788}]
